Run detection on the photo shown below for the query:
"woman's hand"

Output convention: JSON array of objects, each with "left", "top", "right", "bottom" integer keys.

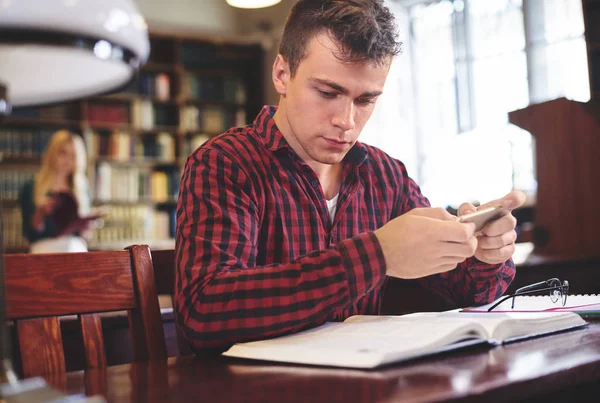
[{"left": 31, "top": 195, "right": 58, "bottom": 231}]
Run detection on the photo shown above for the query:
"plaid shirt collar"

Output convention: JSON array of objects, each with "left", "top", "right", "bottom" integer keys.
[{"left": 253, "top": 105, "right": 369, "bottom": 167}]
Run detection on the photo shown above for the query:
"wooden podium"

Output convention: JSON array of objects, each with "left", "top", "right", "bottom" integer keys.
[{"left": 509, "top": 97, "right": 600, "bottom": 260}]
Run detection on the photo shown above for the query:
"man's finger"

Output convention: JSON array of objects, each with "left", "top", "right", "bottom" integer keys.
[
  {"left": 479, "top": 190, "right": 527, "bottom": 212},
  {"left": 458, "top": 202, "right": 477, "bottom": 216}
]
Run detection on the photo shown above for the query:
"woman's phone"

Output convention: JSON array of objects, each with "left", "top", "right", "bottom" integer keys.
[{"left": 456, "top": 205, "right": 508, "bottom": 232}]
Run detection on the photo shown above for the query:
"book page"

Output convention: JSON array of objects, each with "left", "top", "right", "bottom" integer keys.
[
  {"left": 224, "top": 316, "right": 488, "bottom": 368},
  {"left": 437, "top": 311, "right": 586, "bottom": 342}
]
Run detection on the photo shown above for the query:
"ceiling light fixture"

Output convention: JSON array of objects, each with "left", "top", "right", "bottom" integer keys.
[{"left": 226, "top": 0, "right": 282, "bottom": 9}]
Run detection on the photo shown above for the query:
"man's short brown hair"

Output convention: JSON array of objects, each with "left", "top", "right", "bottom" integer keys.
[{"left": 279, "top": 0, "right": 402, "bottom": 76}]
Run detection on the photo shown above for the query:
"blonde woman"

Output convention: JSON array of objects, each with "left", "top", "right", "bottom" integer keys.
[{"left": 19, "top": 130, "right": 92, "bottom": 253}]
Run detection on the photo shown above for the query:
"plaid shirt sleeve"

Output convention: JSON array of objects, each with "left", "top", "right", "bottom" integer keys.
[
  {"left": 175, "top": 149, "right": 387, "bottom": 350},
  {"left": 398, "top": 168, "right": 516, "bottom": 307}
]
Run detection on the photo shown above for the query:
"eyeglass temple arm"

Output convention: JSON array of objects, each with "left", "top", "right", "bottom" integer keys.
[
  {"left": 487, "top": 295, "right": 513, "bottom": 312},
  {"left": 488, "top": 284, "right": 568, "bottom": 312},
  {"left": 512, "top": 278, "right": 561, "bottom": 309}
]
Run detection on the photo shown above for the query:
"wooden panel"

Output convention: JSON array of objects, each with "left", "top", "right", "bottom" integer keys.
[
  {"left": 5, "top": 251, "right": 137, "bottom": 319},
  {"left": 17, "top": 317, "right": 66, "bottom": 377},
  {"left": 128, "top": 245, "right": 168, "bottom": 361},
  {"left": 84, "top": 368, "right": 108, "bottom": 398},
  {"left": 150, "top": 248, "right": 193, "bottom": 355},
  {"left": 150, "top": 249, "right": 176, "bottom": 295},
  {"left": 509, "top": 98, "right": 600, "bottom": 260},
  {"left": 79, "top": 314, "right": 107, "bottom": 369}
]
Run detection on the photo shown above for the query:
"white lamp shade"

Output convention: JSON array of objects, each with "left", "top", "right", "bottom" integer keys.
[
  {"left": 226, "top": 0, "right": 282, "bottom": 9},
  {"left": 0, "top": 0, "right": 150, "bottom": 107}
]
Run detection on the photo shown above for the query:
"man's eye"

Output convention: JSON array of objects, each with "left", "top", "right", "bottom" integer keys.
[
  {"left": 357, "top": 98, "right": 375, "bottom": 105},
  {"left": 318, "top": 90, "right": 337, "bottom": 98}
]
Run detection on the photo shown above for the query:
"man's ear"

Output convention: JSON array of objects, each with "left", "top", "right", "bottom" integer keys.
[{"left": 272, "top": 54, "right": 290, "bottom": 96}]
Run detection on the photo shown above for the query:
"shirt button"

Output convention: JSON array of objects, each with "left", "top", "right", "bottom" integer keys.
[{"left": 311, "top": 180, "right": 319, "bottom": 187}]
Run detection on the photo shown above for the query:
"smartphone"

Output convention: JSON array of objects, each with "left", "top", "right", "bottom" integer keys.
[{"left": 456, "top": 205, "right": 508, "bottom": 232}]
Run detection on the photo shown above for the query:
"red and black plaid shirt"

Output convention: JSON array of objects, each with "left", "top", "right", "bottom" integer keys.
[{"left": 175, "top": 106, "right": 515, "bottom": 350}]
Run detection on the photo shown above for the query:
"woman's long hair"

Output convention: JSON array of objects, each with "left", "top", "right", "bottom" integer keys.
[{"left": 34, "top": 130, "right": 90, "bottom": 215}]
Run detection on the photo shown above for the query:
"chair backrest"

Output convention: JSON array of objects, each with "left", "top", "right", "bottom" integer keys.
[
  {"left": 148, "top": 248, "right": 192, "bottom": 355},
  {"left": 4, "top": 245, "right": 167, "bottom": 378}
]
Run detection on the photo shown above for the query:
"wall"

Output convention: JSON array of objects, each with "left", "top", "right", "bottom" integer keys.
[
  {"left": 233, "top": 0, "right": 298, "bottom": 105},
  {"left": 136, "top": 0, "right": 238, "bottom": 36}
]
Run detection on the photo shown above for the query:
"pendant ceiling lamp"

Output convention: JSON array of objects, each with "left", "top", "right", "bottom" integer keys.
[
  {"left": 226, "top": 0, "right": 282, "bottom": 9},
  {"left": 0, "top": 0, "right": 150, "bottom": 107}
]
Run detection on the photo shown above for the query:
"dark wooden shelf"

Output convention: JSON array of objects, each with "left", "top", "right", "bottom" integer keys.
[
  {"left": 0, "top": 155, "right": 41, "bottom": 165},
  {"left": 184, "top": 99, "right": 245, "bottom": 108},
  {"left": 91, "top": 93, "right": 178, "bottom": 104},
  {"left": 2, "top": 117, "right": 82, "bottom": 128},
  {"left": 87, "top": 123, "right": 179, "bottom": 133},
  {"left": 89, "top": 157, "right": 178, "bottom": 167},
  {"left": 142, "top": 62, "right": 180, "bottom": 73},
  {"left": 0, "top": 199, "right": 19, "bottom": 207},
  {"left": 181, "top": 131, "right": 220, "bottom": 138}
]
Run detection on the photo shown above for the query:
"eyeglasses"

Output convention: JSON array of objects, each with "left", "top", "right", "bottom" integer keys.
[{"left": 487, "top": 278, "right": 569, "bottom": 312}]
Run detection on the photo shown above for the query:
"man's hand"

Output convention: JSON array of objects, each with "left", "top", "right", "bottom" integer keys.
[
  {"left": 374, "top": 207, "right": 478, "bottom": 279},
  {"left": 458, "top": 190, "right": 527, "bottom": 265}
]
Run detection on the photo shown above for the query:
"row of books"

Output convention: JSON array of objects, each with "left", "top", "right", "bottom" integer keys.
[
  {"left": 88, "top": 102, "right": 178, "bottom": 129},
  {"left": 183, "top": 74, "right": 246, "bottom": 104},
  {"left": 1, "top": 207, "right": 27, "bottom": 249},
  {"left": 181, "top": 134, "right": 211, "bottom": 160},
  {"left": 0, "top": 170, "right": 36, "bottom": 201},
  {"left": 10, "top": 103, "right": 79, "bottom": 120},
  {"left": 92, "top": 163, "right": 180, "bottom": 202},
  {"left": 88, "top": 103, "right": 128, "bottom": 125},
  {"left": 131, "top": 100, "right": 178, "bottom": 129},
  {"left": 0, "top": 203, "right": 177, "bottom": 251},
  {"left": 180, "top": 106, "right": 246, "bottom": 133},
  {"left": 0, "top": 129, "right": 54, "bottom": 157},
  {"left": 134, "top": 71, "right": 172, "bottom": 100},
  {"left": 85, "top": 131, "right": 176, "bottom": 162},
  {"left": 89, "top": 204, "right": 176, "bottom": 244}
]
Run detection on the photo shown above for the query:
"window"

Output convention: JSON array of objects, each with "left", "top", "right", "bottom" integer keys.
[{"left": 361, "top": 0, "right": 589, "bottom": 208}]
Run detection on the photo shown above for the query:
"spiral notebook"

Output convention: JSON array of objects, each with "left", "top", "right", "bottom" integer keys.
[{"left": 463, "top": 295, "right": 600, "bottom": 316}]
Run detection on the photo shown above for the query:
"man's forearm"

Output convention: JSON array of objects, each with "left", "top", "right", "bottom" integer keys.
[{"left": 175, "top": 232, "right": 386, "bottom": 350}]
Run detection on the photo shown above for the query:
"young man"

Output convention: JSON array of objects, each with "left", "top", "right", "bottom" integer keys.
[{"left": 175, "top": 0, "right": 524, "bottom": 351}]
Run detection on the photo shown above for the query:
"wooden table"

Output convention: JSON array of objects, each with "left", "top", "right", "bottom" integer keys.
[{"left": 46, "top": 321, "right": 600, "bottom": 403}]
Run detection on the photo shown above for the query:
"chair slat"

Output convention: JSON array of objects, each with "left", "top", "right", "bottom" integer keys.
[
  {"left": 6, "top": 252, "right": 137, "bottom": 319},
  {"left": 17, "top": 317, "right": 66, "bottom": 377},
  {"left": 128, "top": 245, "right": 168, "bottom": 361},
  {"left": 79, "top": 314, "right": 107, "bottom": 369}
]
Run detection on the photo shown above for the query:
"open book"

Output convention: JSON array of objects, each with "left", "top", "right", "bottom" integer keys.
[
  {"left": 222, "top": 312, "right": 587, "bottom": 369},
  {"left": 50, "top": 192, "right": 103, "bottom": 236}
]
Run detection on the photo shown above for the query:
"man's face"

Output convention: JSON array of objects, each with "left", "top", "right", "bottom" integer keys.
[{"left": 274, "top": 32, "right": 391, "bottom": 167}]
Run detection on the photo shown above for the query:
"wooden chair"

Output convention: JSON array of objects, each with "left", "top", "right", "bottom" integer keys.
[
  {"left": 4, "top": 245, "right": 168, "bottom": 378},
  {"left": 148, "top": 248, "right": 193, "bottom": 355}
]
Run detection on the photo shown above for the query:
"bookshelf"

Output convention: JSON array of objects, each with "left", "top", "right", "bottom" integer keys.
[
  {"left": 583, "top": 0, "right": 600, "bottom": 100},
  {"left": 0, "top": 32, "right": 264, "bottom": 253}
]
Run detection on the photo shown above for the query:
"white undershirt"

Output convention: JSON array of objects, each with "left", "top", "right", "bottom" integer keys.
[{"left": 326, "top": 193, "right": 340, "bottom": 223}]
